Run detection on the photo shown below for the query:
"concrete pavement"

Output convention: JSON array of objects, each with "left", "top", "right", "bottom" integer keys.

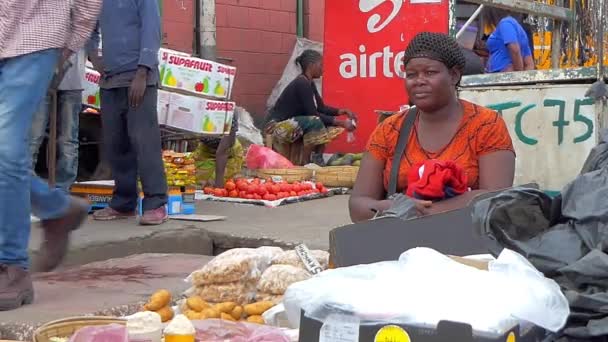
[
  {"left": 29, "top": 194, "right": 352, "bottom": 268},
  {"left": 0, "top": 254, "right": 211, "bottom": 341},
  {"left": 1, "top": 195, "right": 353, "bottom": 340}
]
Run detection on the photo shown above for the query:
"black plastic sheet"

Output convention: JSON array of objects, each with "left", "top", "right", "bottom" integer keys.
[
  {"left": 473, "top": 158, "right": 608, "bottom": 340},
  {"left": 580, "top": 129, "right": 608, "bottom": 174}
]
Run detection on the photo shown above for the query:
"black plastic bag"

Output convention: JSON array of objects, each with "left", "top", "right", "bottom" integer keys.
[
  {"left": 580, "top": 129, "right": 608, "bottom": 174},
  {"left": 472, "top": 168, "right": 608, "bottom": 340}
]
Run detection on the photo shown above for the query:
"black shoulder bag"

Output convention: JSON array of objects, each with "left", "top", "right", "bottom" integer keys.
[{"left": 386, "top": 106, "right": 417, "bottom": 197}]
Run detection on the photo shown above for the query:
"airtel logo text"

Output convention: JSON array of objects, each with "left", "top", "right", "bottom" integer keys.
[{"left": 358, "top": 0, "right": 403, "bottom": 33}]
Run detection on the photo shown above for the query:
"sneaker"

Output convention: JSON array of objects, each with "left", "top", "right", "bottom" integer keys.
[
  {"left": 0, "top": 264, "right": 34, "bottom": 311},
  {"left": 139, "top": 206, "right": 168, "bottom": 226},
  {"left": 92, "top": 206, "right": 136, "bottom": 221},
  {"left": 33, "top": 196, "right": 90, "bottom": 273}
]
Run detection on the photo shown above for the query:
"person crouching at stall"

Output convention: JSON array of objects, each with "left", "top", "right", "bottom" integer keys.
[
  {"left": 264, "top": 49, "right": 357, "bottom": 166},
  {"left": 349, "top": 32, "right": 516, "bottom": 223},
  {"left": 193, "top": 112, "right": 244, "bottom": 188},
  {"left": 483, "top": 8, "right": 535, "bottom": 73}
]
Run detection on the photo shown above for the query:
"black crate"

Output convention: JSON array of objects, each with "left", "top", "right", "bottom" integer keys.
[{"left": 298, "top": 310, "right": 549, "bottom": 342}]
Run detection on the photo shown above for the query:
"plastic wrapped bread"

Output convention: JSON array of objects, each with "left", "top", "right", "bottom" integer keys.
[
  {"left": 271, "top": 250, "right": 329, "bottom": 270},
  {"left": 257, "top": 265, "right": 311, "bottom": 295}
]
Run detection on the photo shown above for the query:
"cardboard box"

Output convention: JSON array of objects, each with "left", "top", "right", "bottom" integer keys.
[
  {"left": 298, "top": 254, "right": 545, "bottom": 342},
  {"left": 298, "top": 312, "right": 548, "bottom": 342},
  {"left": 159, "top": 48, "right": 190, "bottom": 84},
  {"left": 165, "top": 92, "right": 206, "bottom": 132},
  {"left": 71, "top": 181, "right": 115, "bottom": 210},
  {"left": 203, "top": 99, "right": 235, "bottom": 134},
  {"left": 157, "top": 90, "right": 171, "bottom": 125},
  {"left": 329, "top": 185, "right": 539, "bottom": 267},
  {"left": 160, "top": 53, "right": 236, "bottom": 99},
  {"left": 165, "top": 93, "right": 234, "bottom": 135},
  {"left": 82, "top": 68, "right": 101, "bottom": 109}
]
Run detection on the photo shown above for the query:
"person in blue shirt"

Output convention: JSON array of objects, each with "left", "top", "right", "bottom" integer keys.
[
  {"left": 484, "top": 8, "right": 535, "bottom": 73},
  {"left": 88, "top": 0, "right": 168, "bottom": 225}
]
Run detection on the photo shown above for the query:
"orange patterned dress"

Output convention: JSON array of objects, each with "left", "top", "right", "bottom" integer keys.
[{"left": 367, "top": 100, "right": 514, "bottom": 194}]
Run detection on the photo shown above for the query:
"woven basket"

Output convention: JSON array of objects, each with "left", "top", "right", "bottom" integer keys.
[
  {"left": 33, "top": 316, "right": 126, "bottom": 342},
  {"left": 255, "top": 167, "right": 314, "bottom": 183},
  {"left": 315, "top": 166, "right": 360, "bottom": 188}
]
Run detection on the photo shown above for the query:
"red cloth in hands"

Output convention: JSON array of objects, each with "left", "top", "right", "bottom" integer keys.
[{"left": 406, "top": 160, "right": 468, "bottom": 201}]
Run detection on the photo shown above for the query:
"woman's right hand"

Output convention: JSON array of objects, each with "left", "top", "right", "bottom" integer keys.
[
  {"left": 412, "top": 199, "right": 433, "bottom": 216},
  {"left": 337, "top": 119, "right": 356, "bottom": 132}
]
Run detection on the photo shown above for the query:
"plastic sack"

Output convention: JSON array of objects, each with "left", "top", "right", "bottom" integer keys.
[
  {"left": 580, "top": 128, "right": 608, "bottom": 174},
  {"left": 235, "top": 106, "right": 263, "bottom": 147},
  {"left": 69, "top": 324, "right": 128, "bottom": 342},
  {"left": 245, "top": 145, "right": 294, "bottom": 170},
  {"left": 283, "top": 247, "right": 569, "bottom": 334},
  {"left": 472, "top": 167, "right": 608, "bottom": 339},
  {"left": 188, "top": 247, "right": 283, "bottom": 285},
  {"left": 191, "top": 319, "right": 290, "bottom": 342},
  {"left": 272, "top": 250, "right": 330, "bottom": 270},
  {"left": 257, "top": 265, "right": 311, "bottom": 295},
  {"left": 195, "top": 281, "right": 257, "bottom": 304}
]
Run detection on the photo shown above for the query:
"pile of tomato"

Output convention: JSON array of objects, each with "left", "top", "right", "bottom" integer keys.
[{"left": 203, "top": 178, "right": 329, "bottom": 201}]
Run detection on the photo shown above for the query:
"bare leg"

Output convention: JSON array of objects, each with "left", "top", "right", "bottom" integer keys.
[{"left": 213, "top": 134, "right": 234, "bottom": 188}]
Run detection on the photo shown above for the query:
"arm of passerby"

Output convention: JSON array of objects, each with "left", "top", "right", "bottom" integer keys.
[
  {"left": 129, "top": 0, "right": 162, "bottom": 108},
  {"left": 214, "top": 113, "right": 239, "bottom": 187},
  {"left": 66, "top": 0, "right": 102, "bottom": 54},
  {"left": 137, "top": 0, "right": 162, "bottom": 70},
  {"left": 213, "top": 133, "right": 237, "bottom": 188}
]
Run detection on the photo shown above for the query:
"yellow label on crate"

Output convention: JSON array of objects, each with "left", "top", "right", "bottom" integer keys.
[
  {"left": 506, "top": 332, "right": 516, "bottom": 342},
  {"left": 374, "top": 325, "right": 411, "bottom": 342}
]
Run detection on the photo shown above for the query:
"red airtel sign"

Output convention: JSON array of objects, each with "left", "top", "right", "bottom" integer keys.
[{"left": 323, "top": 0, "right": 449, "bottom": 153}]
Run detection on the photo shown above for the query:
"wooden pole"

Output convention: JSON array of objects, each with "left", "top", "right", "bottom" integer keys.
[{"left": 551, "top": 0, "right": 563, "bottom": 69}]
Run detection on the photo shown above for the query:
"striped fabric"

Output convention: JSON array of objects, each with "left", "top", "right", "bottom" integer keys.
[{"left": 0, "top": 0, "right": 101, "bottom": 59}]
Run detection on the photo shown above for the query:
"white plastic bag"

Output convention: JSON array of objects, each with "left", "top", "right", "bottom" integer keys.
[
  {"left": 283, "top": 248, "right": 569, "bottom": 334},
  {"left": 487, "top": 249, "right": 570, "bottom": 332}
]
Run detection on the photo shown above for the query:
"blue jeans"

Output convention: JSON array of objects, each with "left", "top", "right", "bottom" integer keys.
[
  {"left": 0, "top": 49, "right": 70, "bottom": 269},
  {"left": 30, "top": 90, "right": 82, "bottom": 192}
]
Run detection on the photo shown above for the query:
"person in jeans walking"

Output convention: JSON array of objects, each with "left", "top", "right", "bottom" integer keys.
[
  {"left": 30, "top": 49, "right": 86, "bottom": 192},
  {"left": 89, "top": 0, "right": 168, "bottom": 225},
  {"left": 0, "top": 0, "right": 101, "bottom": 310}
]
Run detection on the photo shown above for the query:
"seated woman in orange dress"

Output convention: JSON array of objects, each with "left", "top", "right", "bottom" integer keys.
[{"left": 349, "top": 32, "right": 516, "bottom": 222}]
